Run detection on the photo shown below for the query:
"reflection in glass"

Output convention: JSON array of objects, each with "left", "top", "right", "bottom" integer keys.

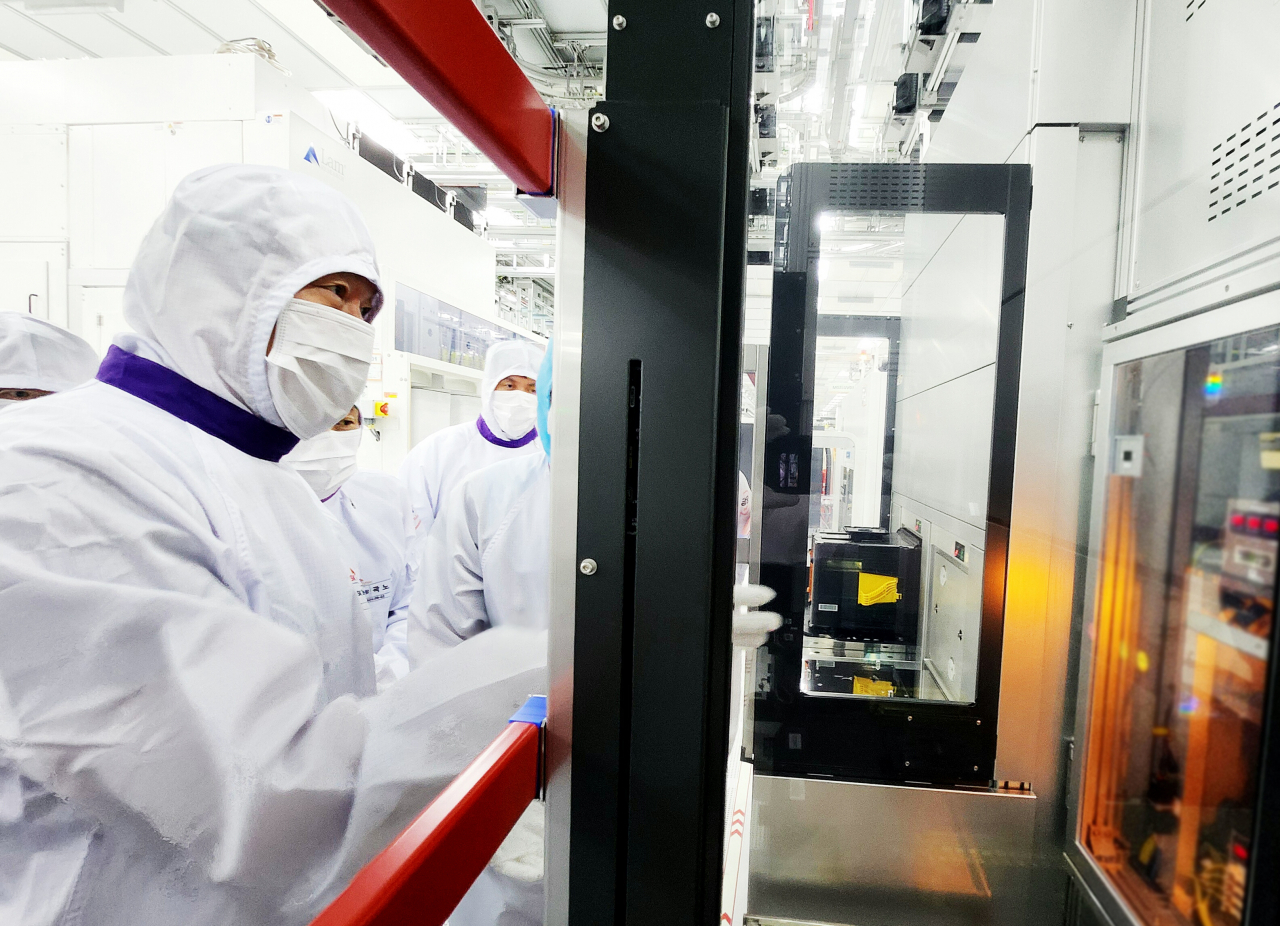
[
  {"left": 791, "top": 211, "right": 1005, "bottom": 704},
  {"left": 1081, "top": 326, "right": 1278, "bottom": 926}
]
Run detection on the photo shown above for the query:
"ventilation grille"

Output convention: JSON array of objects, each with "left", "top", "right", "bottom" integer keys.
[
  {"left": 826, "top": 164, "right": 926, "bottom": 211},
  {"left": 1209, "top": 102, "right": 1280, "bottom": 222},
  {"left": 1064, "top": 873, "right": 1109, "bottom": 926},
  {"left": 1185, "top": 0, "right": 1207, "bottom": 20}
]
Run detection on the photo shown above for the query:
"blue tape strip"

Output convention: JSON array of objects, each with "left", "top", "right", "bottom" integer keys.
[{"left": 509, "top": 695, "right": 547, "bottom": 726}]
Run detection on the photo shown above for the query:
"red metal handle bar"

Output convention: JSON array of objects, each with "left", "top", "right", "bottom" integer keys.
[
  {"left": 312, "top": 708, "right": 543, "bottom": 926},
  {"left": 320, "top": 0, "right": 556, "bottom": 195}
]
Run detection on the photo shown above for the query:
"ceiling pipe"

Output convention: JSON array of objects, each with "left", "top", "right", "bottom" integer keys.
[{"left": 317, "top": 0, "right": 556, "bottom": 194}]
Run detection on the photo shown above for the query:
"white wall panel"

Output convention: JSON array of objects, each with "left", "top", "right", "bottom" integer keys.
[
  {"left": 0, "top": 56, "right": 256, "bottom": 124},
  {"left": 68, "top": 121, "right": 242, "bottom": 270},
  {"left": 898, "top": 213, "right": 1005, "bottom": 401},
  {"left": 928, "top": 0, "right": 1135, "bottom": 167},
  {"left": 893, "top": 363, "right": 996, "bottom": 533},
  {"left": 1129, "top": 0, "right": 1280, "bottom": 302},
  {"left": 0, "top": 242, "right": 67, "bottom": 326},
  {"left": 1032, "top": 0, "right": 1136, "bottom": 127},
  {"left": 0, "top": 126, "right": 67, "bottom": 240},
  {"left": 925, "top": 0, "right": 1034, "bottom": 165}
]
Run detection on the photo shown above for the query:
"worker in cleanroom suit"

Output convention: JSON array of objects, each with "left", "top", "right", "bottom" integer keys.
[
  {"left": 0, "top": 312, "right": 99, "bottom": 406},
  {"left": 0, "top": 164, "right": 545, "bottom": 926},
  {"left": 398, "top": 337, "right": 544, "bottom": 539},
  {"left": 408, "top": 341, "right": 553, "bottom": 663},
  {"left": 282, "top": 406, "right": 416, "bottom": 687},
  {"left": 410, "top": 344, "right": 555, "bottom": 926}
]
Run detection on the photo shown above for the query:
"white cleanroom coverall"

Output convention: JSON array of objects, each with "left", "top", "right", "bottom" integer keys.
[
  {"left": 410, "top": 452, "right": 551, "bottom": 926},
  {"left": 409, "top": 450, "right": 551, "bottom": 663},
  {"left": 0, "top": 312, "right": 98, "bottom": 402},
  {"left": 398, "top": 338, "right": 545, "bottom": 539},
  {"left": 325, "top": 470, "right": 417, "bottom": 685},
  {"left": 0, "top": 164, "right": 546, "bottom": 926}
]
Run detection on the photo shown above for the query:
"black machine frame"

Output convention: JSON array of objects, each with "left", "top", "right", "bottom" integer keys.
[
  {"left": 567, "top": 2, "right": 754, "bottom": 925},
  {"left": 754, "top": 162, "right": 1033, "bottom": 787}
]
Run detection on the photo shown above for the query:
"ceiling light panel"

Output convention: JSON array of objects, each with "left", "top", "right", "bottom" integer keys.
[
  {"left": 0, "top": 4, "right": 95, "bottom": 57},
  {"left": 164, "top": 0, "right": 346, "bottom": 88},
  {"left": 99, "top": 1, "right": 225, "bottom": 55},
  {"left": 18, "top": 10, "right": 162, "bottom": 57},
  {"left": 252, "top": 0, "right": 404, "bottom": 87}
]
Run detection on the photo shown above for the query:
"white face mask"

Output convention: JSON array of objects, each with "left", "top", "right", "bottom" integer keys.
[
  {"left": 282, "top": 426, "right": 362, "bottom": 500},
  {"left": 266, "top": 298, "right": 375, "bottom": 438},
  {"left": 489, "top": 390, "right": 538, "bottom": 439}
]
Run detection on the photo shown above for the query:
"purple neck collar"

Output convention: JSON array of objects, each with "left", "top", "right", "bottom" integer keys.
[
  {"left": 476, "top": 415, "right": 537, "bottom": 449},
  {"left": 97, "top": 346, "right": 300, "bottom": 462}
]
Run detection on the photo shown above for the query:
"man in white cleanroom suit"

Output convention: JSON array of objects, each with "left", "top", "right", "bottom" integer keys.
[
  {"left": 0, "top": 312, "right": 98, "bottom": 405},
  {"left": 408, "top": 378, "right": 551, "bottom": 662},
  {"left": 411, "top": 344, "right": 555, "bottom": 926},
  {"left": 0, "top": 164, "right": 545, "bottom": 926},
  {"left": 283, "top": 406, "right": 417, "bottom": 686},
  {"left": 398, "top": 338, "right": 544, "bottom": 539}
]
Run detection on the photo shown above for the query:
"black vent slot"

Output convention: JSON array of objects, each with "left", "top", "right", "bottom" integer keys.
[
  {"left": 893, "top": 73, "right": 919, "bottom": 115},
  {"left": 453, "top": 202, "right": 476, "bottom": 232},
  {"left": 1208, "top": 101, "right": 1280, "bottom": 222},
  {"left": 827, "top": 164, "right": 926, "bottom": 211},
  {"left": 411, "top": 172, "right": 449, "bottom": 213},
  {"left": 919, "top": 0, "right": 951, "bottom": 35},
  {"left": 747, "top": 250, "right": 772, "bottom": 265},
  {"left": 356, "top": 134, "right": 403, "bottom": 183},
  {"left": 1185, "top": 0, "right": 1207, "bottom": 20}
]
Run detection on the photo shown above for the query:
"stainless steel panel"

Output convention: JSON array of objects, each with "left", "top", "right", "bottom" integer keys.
[
  {"left": 924, "top": 541, "right": 984, "bottom": 704},
  {"left": 900, "top": 213, "right": 1006, "bottom": 401},
  {"left": 1129, "top": 0, "right": 1280, "bottom": 304},
  {"left": 749, "top": 776, "right": 1037, "bottom": 926},
  {"left": 544, "top": 111, "right": 587, "bottom": 926},
  {"left": 893, "top": 363, "right": 996, "bottom": 532}
]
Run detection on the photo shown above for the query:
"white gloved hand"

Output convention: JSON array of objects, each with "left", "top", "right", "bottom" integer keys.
[{"left": 732, "top": 583, "right": 782, "bottom": 648}]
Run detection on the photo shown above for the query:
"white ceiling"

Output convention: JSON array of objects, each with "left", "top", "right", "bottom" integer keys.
[{"left": 0, "top": 0, "right": 605, "bottom": 128}]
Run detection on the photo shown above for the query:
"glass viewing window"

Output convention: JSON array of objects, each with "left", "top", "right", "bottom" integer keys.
[{"left": 1081, "top": 324, "right": 1279, "bottom": 926}]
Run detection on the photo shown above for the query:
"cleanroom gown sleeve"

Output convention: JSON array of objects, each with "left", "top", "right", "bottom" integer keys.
[
  {"left": 372, "top": 486, "right": 418, "bottom": 687},
  {"left": 408, "top": 478, "right": 491, "bottom": 665},
  {"left": 0, "top": 472, "right": 544, "bottom": 922}
]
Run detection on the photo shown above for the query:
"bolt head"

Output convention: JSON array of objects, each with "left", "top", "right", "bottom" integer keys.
[
  {"left": 706, "top": 11, "right": 721, "bottom": 27},
  {"left": 579, "top": 558, "right": 598, "bottom": 575},
  {"left": 612, "top": 14, "right": 627, "bottom": 29},
  {"left": 590, "top": 112, "right": 610, "bottom": 133}
]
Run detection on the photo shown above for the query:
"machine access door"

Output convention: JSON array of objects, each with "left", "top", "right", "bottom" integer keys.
[{"left": 754, "top": 163, "right": 1031, "bottom": 786}]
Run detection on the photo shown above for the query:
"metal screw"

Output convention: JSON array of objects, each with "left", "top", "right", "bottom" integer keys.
[
  {"left": 579, "top": 558, "right": 598, "bottom": 575},
  {"left": 976, "top": 719, "right": 982, "bottom": 726},
  {"left": 907, "top": 715, "right": 912, "bottom": 721},
  {"left": 612, "top": 14, "right": 626, "bottom": 29},
  {"left": 590, "top": 113, "right": 610, "bottom": 133},
  {"left": 974, "top": 766, "right": 980, "bottom": 772},
  {"left": 706, "top": 11, "right": 721, "bottom": 27},
  {"left": 904, "top": 760, "right": 910, "bottom": 767}
]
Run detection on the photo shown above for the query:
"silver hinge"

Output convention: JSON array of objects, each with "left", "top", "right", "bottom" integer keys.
[{"left": 1086, "top": 389, "right": 1100, "bottom": 457}]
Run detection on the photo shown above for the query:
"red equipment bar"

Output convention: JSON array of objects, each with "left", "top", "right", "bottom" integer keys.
[
  {"left": 320, "top": 0, "right": 557, "bottom": 195},
  {"left": 311, "top": 708, "right": 542, "bottom": 926}
]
